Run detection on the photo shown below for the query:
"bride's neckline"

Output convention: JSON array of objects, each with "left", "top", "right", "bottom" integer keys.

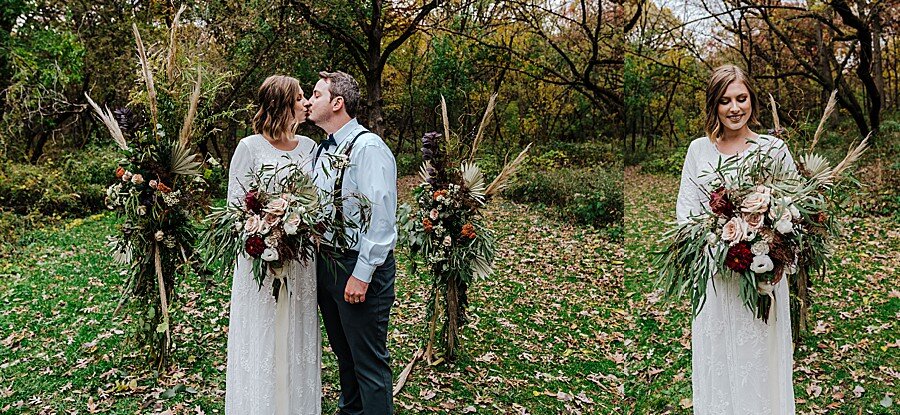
[
  {"left": 714, "top": 135, "right": 761, "bottom": 157},
  {"left": 259, "top": 134, "right": 301, "bottom": 152}
]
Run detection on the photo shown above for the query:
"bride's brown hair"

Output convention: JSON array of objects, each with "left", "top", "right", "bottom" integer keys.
[
  {"left": 705, "top": 65, "right": 760, "bottom": 143},
  {"left": 252, "top": 75, "right": 301, "bottom": 141}
]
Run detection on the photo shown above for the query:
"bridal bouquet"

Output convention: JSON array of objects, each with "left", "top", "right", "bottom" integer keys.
[
  {"left": 86, "top": 11, "right": 229, "bottom": 367},
  {"left": 656, "top": 92, "right": 867, "bottom": 327},
  {"left": 399, "top": 95, "right": 530, "bottom": 361},
  {"left": 200, "top": 161, "right": 369, "bottom": 301}
]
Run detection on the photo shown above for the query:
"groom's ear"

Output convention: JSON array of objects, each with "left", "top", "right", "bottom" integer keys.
[{"left": 332, "top": 96, "right": 345, "bottom": 113}]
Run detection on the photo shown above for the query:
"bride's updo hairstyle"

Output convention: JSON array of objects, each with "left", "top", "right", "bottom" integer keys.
[
  {"left": 252, "top": 75, "right": 301, "bottom": 140},
  {"left": 705, "top": 64, "right": 760, "bottom": 143}
]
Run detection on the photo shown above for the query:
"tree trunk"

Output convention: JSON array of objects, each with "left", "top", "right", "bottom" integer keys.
[{"left": 365, "top": 70, "right": 385, "bottom": 137}]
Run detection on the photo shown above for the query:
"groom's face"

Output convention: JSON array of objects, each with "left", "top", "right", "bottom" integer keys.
[{"left": 307, "top": 79, "right": 334, "bottom": 125}]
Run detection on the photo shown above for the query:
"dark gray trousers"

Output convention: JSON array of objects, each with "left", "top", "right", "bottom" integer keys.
[{"left": 317, "top": 250, "right": 395, "bottom": 415}]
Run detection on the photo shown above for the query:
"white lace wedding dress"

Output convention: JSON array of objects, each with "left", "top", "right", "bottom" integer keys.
[
  {"left": 225, "top": 134, "right": 322, "bottom": 415},
  {"left": 676, "top": 135, "right": 796, "bottom": 415}
]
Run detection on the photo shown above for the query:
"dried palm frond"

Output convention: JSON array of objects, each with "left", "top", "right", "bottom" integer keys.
[
  {"left": 170, "top": 141, "right": 202, "bottom": 176},
  {"left": 830, "top": 133, "right": 869, "bottom": 181},
  {"left": 798, "top": 153, "right": 833, "bottom": 185},
  {"left": 485, "top": 143, "right": 532, "bottom": 197},
  {"left": 419, "top": 161, "right": 431, "bottom": 183},
  {"left": 85, "top": 93, "right": 128, "bottom": 150},
  {"left": 468, "top": 94, "right": 497, "bottom": 162},
  {"left": 471, "top": 253, "right": 492, "bottom": 279},
  {"left": 166, "top": 5, "right": 186, "bottom": 81},
  {"left": 809, "top": 90, "right": 837, "bottom": 153},
  {"left": 179, "top": 67, "right": 202, "bottom": 146},
  {"left": 460, "top": 161, "right": 486, "bottom": 204},
  {"left": 768, "top": 93, "right": 780, "bottom": 132},
  {"left": 132, "top": 23, "right": 158, "bottom": 128},
  {"left": 440, "top": 95, "right": 451, "bottom": 146}
]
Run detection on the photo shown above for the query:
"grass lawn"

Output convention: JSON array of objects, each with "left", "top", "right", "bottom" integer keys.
[
  {"left": 0, "top": 189, "right": 622, "bottom": 413},
  {"left": 623, "top": 167, "right": 900, "bottom": 414}
]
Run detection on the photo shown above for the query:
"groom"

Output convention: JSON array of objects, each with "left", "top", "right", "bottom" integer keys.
[{"left": 306, "top": 71, "right": 397, "bottom": 415}]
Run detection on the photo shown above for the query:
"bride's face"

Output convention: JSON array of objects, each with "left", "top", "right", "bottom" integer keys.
[
  {"left": 717, "top": 81, "right": 752, "bottom": 133},
  {"left": 294, "top": 88, "right": 309, "bottom": 124}
]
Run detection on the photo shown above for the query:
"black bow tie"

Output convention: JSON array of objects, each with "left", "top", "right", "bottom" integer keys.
[{"left": 320, "top": 134, "right": 337, "bottom": 150}]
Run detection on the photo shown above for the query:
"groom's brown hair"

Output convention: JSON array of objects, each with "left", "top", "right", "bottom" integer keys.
[{"left": 319, "top": 71, "right": 360, "bottom": 118}]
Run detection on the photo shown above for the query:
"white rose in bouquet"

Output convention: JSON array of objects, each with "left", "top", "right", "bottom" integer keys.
[
  {"left": 743, "top": 212, "right": 764, "bottom": 231},
  {"left": 265, "top": 197, "right": 289, "bottom": 216},
  {"left": 244, "top": 215, "right": 262, "bottom": 234},
  {"left": 265, "top": 234, "right": 279, "bottom": 248},
  {"left": 741, "top": 186, "right": 771, "bottom": 213},
  {"left": 283, "top": 212, "right": 301, "bottom": 235},
  {"left": 259, "top": 219, "right": 272, "bottom": 235},
  {"left": 721, "top": 217, "right": 749, "bottom": 245},
  {"left": 751, "top": 240, "right": 770, "bottom": 256},
  {"left": 264, "top": 213, "right": 280, "bottom": 227},
  {"left": 775, "top": 218, "right": 794, "bottom": 234}
]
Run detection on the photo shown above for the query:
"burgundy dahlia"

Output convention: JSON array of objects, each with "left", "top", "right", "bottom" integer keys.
[
  {"left": 245, "top": 235, "right": 266, "bottom": 257},
  {"left": 725, "top": 242, "right": 753, "bottom": 272},
  {"left": 245, "top": 191, "right": 263, "bottom": 214},
  {"left": 709, "top": 187, "right": 735, "bottom": 217}
]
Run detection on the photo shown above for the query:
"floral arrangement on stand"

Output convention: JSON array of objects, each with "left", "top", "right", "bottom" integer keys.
[
  {"left": 86, "top": 8, "right": 227, "bottom": 368},
  {"left": 655, "top": 91, "right": 868, "bottom": 339},
  {"left": 398, "top": 95, "right": 531, "bottom": 363},
  {"left": 199, "top": 160, "right": 370, "bottom": 301}
]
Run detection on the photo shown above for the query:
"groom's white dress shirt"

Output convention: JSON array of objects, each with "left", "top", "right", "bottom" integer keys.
[{"left": 313, "top": 118, "right": 397, "bottom": 283}]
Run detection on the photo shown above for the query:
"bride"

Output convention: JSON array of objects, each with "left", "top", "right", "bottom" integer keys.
[
  {"left": 225, "top": 75, "right": 321, "bottom": 414},
  {"left": 676, "top": 65, "right": 796, "bottom": 414}
]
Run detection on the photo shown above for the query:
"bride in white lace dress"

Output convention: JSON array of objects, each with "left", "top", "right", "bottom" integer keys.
[
  {"left": 676, "top": 65, "right": 795, "bottom": 414},
  {"left": 225, "top": 75, "right": 321, "bottom": 414}
]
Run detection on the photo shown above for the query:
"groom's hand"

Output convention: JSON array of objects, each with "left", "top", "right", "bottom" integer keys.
[{"left": 344, "top": 276, "right": 369, "bottom": 304}]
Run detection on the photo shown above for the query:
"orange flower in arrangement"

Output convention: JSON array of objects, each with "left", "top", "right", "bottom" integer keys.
[
  {"left": 156, "top": 182, "right": 173, "bottom": 193},
  {"left": 115, "top": 166, "right": 126, "bottom": 178},
  {"left": 422, "top": 218, "right": 433, "bottom": 233},
  {"left": 432, "top": 189, "right": 448, "bottom": 201},
  {"left": 460, "top": 223, "right": 476, "bottom": 240}
]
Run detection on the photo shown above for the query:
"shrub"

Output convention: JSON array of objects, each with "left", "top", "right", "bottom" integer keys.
[
  {"left": 640, "top": 145, "right": 688, "bottom": 176},
  {"left": 396, "top": 152, "right": 420, "bottom": 177},
  {"left": 503, "top": 164, "right": 623, "bottom": 229},
  {"left": 0, "top": 145, "right": 118, "bottom": 217}
]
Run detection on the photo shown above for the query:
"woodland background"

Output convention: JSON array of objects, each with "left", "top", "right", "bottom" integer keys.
[{"left": 626, "top": 1, "right": 900, "bottom": 413}]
